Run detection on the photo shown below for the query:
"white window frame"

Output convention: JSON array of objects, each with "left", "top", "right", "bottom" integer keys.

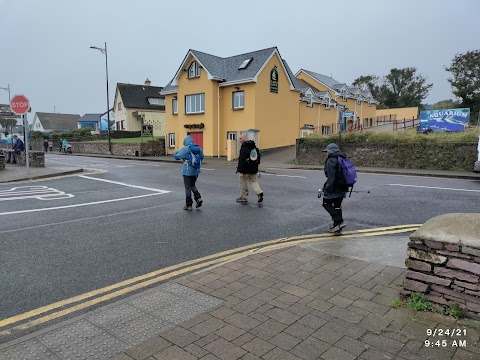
[
  {"left": 322, "top": 126, "right": 331, "bottom": 135},
  {"left": 325, "top": 98, "right": 331, "bottom": 109},
  {"left": 306, "top": 93, "right": 313, "bottom": 107},
  {"left": 342, "top": 94, "right": 347, "bottom": 101},
  {"left": 168, "top": 133, "right": 175, "bottom": 148},
  {"left": 185, "top": 93, "right": 205, "bottom": 114},
  {"left": 172, "top": 99, "right": 178, "bottom": 114},
  {"left": 188, "top": 61, "right": 201, "bottom": 78},
  {"left": 148, "top": 98, "right": 165, "bottom": 106},
  {"left": 121, "top": 120, "right": 125, "bottom": 130},
  {"left": 368, "top": 100, "right": 372, "bottom": 107},
  {"left": 233, "top": 91, "right": 244, "bottom": 110}
]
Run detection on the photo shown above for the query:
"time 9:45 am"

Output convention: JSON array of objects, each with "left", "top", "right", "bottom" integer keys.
[{"left": 424, "top": 339, "right": 467, "bottom": 348}]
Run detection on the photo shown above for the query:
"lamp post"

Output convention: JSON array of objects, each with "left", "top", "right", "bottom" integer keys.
[
  {"left": 0, "top": 84, "right": 12, "bottom": 149},
  {"left": 90, "top": 43, "right": 112, "bottom": 154}
]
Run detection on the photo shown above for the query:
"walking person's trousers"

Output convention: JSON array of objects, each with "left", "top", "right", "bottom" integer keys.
[
  {"left": 322, "top": 197, "right": 344, "bottom": 225},
  {"left": 239, "top": 173, "right": 262, "bottom": 199},
  {"left": 183, "top": 175, "right": 201, "bottom": 206}
]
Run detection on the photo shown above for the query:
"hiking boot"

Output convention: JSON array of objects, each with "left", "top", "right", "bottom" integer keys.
[
  {"left": 328, "top": 221, "right": 346, "bottom": 233},
  {"left": 236, "top": 197, "right": 247, "bottom": 203},
  {"left": 183, "top": 205, "right": 193, "bottom": 211},
  {"left": 195, "top": 198, "right": 203, "bottom": 208},
  {"left": 257, "top": 192, "right": 263, "bottom": 203}
]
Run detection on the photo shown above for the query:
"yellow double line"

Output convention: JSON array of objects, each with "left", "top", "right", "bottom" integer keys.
[{"left": 0, "top": 224, "right": 420, "bottom": 335}]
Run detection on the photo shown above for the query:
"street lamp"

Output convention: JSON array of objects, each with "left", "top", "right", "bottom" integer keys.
[
  {"left": 0, "top": 84, "right": 12, "bottom": 149},
  {"left": 90, "top": 42, "right": 112, "bottom": 154}
]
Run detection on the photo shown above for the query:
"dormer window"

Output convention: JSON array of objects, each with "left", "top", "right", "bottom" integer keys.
[
  {"left": 325, "top": 98, "right": 331, "bottom": 109},
  {"left": 188, "top": 61, "right": 201, "bottom": 78},
  {"left": 238, "top": 58, "right": 253, "bottom": 70},
  {"left": 306, "top": 93, "right": 313, "bottom": 107},
  {"left": 368, "top": 99, "right": 372, "bottom": 107},
  {"left": 148, "top": 98, "right": 165, "bottom": 106},
  {"left": 356, "top": 97, "right": 362, "bottom": 105}
]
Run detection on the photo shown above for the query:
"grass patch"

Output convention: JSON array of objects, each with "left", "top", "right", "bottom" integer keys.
[
  {"left": 444, "top": 304, "right": 466, "bottom": 319},
  {"left": 300, "top": 126, "right": 480, "bottom": 144},
  {"left": 389, "top": 298, "right": 403, "bottom": 309},
  {"left": 86, "top": 136, "right": 164, "bottom": 144},
  {"left": 406, "top": 293, "right": 432, "bottom": 312}
]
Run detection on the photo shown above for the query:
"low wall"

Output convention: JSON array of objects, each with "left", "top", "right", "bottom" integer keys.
[
  {"left": 0, "top": 155, "right": 5, "bottom": 171},
  {"left": 69, "top": 139, "right": 166, "bottom": 156},
  {"left": 403, "top": 214, "right": 480, "bottom": 318},
  {"left": 18, "top": 151, "right": 45, "bottom": 167},
  {"left": 296, "top": 140, "right": 478, "bottom": 172}
]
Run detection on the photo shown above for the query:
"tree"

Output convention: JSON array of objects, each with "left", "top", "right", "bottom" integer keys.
[
  {"left": 380, "top": 67, "right": 432, "bottom": 109},
  {"left": 352, "top": 75, "right": 380, "bottom": 96},
  {"left": 0, "top": 118, "right": 17, "bottom": 129},
  {"left": 446, "top": 49, "right": 480, "bottom": 123},
  {"left": 432, "top": 99, "right": 461, "bottom": 110}
]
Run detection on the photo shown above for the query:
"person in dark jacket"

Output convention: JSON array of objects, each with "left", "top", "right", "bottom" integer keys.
[
  {"left": 6, "top": 135, "right": 24, "bottom": 164},
  {"left": 236, "top": 134, "right": 263, "bottom": 203},
  {"left": 43, "top": 139, "right": 49, "bottom": 153},
  {"left": 173, "top": 135, "right": 204, "bottom": 211},
  {"left": 320, "top": 143, "right": 348, "bottom": 233}
]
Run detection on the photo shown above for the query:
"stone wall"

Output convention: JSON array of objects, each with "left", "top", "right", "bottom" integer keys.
[
  {"left": 69, "top": 139, "right": 166, "bottom": 156},
  {"left": 0, "top": 155, "right": 5, "bottom": 171},
  {"left": 403, "top": 214, "right": 480, "bottom": 318},
  {"left": 17, "top": 151, "right": 45, "bottom": 167},
  {"left": 296, "top": 140, "right": 478, "bottom": 172}
]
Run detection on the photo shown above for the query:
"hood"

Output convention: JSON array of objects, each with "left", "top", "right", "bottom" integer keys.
[
  {"left": 183, "top": 135, "right": 194, "bottom": 146},
  {"left": 322, "top": 143, "right": 340, "bottom": 155},
  {"left": 241, "top": 140, "right": 256, "bottom": 150}
]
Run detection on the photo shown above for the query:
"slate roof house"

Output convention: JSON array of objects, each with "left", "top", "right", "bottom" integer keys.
[
  {"left": 31, "top": 112, "right": 81, "bottom": 132},
  {"left": 113, "top": 79, "right": 165, "bottom": 136}
]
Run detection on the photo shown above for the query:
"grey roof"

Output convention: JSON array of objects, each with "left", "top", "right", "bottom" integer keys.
[
  {"left": 302, "top": 70, "right": 342, "bottom": 89},
  {"left": 118, "top": 83, "right": 165, "bottom": 110},
  {"left": 36, "top": 112, "right": 81, "bottom": 131},
  {"left": 295, "top": 79, "right": 321, "bottom": 93},
  {"left": 282, "top": 59, "right": 301, "bottom": 90},
  {"left": 78, "top": 113, "right": 102, "bottom": 122},
  {"left": 163, "top": 47, "right": 292, "bottom": 93}
]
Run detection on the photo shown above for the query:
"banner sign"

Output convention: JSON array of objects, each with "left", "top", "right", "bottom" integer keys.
[{"left": 419, "top": 108, "right": 470, "bottom": 132}]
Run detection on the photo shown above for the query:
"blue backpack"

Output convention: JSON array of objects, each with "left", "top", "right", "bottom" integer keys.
[
  {"left": 337, "top": 156, "right": 357, "bottom": 196},
  {"left": 186, "top": 144, "right": 202, "bottom": 176}
]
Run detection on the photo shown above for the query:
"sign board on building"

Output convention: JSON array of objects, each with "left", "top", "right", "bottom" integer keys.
[
  {"left": 419, "top": 108, "right": 470, "bottom": 132},
  {"left": 343, "top": 111, "right": 355, "bottom": 117},
  {"left": 142, "top": 124, "right": 153, "bottom": 137},
  {"left": 270, "top": 67, "right": 278, "bottom": 93}
]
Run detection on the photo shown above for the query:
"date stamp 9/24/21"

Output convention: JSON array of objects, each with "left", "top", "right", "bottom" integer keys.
[{"left": 424, "top": 328, "right": 468, "bottom": 348}]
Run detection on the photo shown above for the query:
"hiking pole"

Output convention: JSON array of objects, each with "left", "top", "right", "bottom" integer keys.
[
  {"left": 350, "top": 190, "right": 371, "bottom": 194},
  {"left": 257, "top": 170, "right": 277, "bottom": 178}
]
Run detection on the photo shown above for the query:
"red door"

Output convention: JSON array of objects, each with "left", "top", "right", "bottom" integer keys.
[{"left": 188, "top": 132, "right": 203, "bottom": 148}]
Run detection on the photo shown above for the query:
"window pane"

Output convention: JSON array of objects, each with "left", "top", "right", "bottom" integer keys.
[
  {"left": 240, "top": 92, "right": 244, "bottom": 107},
  {"left": 200, "top": 94, "right": 204, "bottom": 112}
]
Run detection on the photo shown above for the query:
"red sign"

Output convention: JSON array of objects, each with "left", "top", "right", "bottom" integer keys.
[{"left": 10, "top": 95, "right": 30, "bottom": 115}]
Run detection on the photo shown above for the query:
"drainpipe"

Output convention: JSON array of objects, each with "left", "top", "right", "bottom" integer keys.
[{"left": 217, "top": 84, "right": 220, "bottom": 158}]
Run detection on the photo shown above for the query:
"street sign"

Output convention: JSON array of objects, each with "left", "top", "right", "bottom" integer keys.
[
  {"left": 343, "top": 111, "right": 355, "bottom": 117},
  {"left": 337, "top": 105, "right": 346, "bottom": 111},
  {"left": 10, "top": 95, "right": 30, "bottom": 115}
]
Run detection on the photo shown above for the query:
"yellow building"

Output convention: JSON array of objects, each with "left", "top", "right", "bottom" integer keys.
[
  {"left": 113, "top": 80, "right": 166, "bottom": 136},
  {"left": 295, "top": 70, "right": 379, "bottom": 131},
  {"left": 375, "top": 107, "right": 419, "bottom": 123},
  {"left": 161, "top": 47, "right": 317, "bottom": 157}
]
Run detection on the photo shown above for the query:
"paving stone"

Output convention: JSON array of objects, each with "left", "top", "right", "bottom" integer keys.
[
  {"left": 254, "top": 290, "right": 280, "bottom": 302},
  {"left": 182, "top": 314, "right": 214, "bottom": 329},
  {"left": 184, "top": 343, "right": 209, "bottom": 358},
  {"left": 321, "top": 280, "right": 349, "bottom": 294},
  {"left": 233, "top": 286, "right": 264, "bottom": 300},
  {"left": 306, "top": 298, "right": 335, "bottom": 312},
  {"left": 239, "top": 354, "right": 262, "bottom": 360},
  {"left": 335, "top": 336, "right": 369, "bottom": 356},
  {"left": 309, "top": 273, "right": 337, "bottom": 286},
  {"left": 194, "top": 334, "right": 219, "bottom": 347},
  {"left": 203, "top": 338, "right": 243, "bottom": 358},
  {"left": 311, "top": 324, "right": 344, "bottom": 344},
  {"left": 223, "top": 296, "right": 243, "bottom": 308},
  {"left": 323, "top": 318, "right": 366, "bottom": 339},
  {"left": 218, "top": 346, "right": 247, "bottom": 360},
  {"left": 190, "top": 318, "right": 226, "bottom": 337},
  {"left": 286, "top": 303, "right": 314, "bottom": 317},
  {"left": 264, "top": 307, "right": 302, "bottom": 325},
  {"left": 284, "top": 322, "right": 316, "bottom": 340},
  {"left": 351, "top": 298, "right": 390, "bottom": 315},
  {"left": 232, "top": 298, "right": 265, "bottom": 314},
  {"left": 226, "top": 281, "right": 249, "bottom": 292},
  {"left": 209, "top": 306, "right": 237, "bottom": 320},
  {"left": 320, "top": 346, "right": 357, "bottom": 360},
  {"left": 362, "top": 333, "right": 405, "bottom": 354},
  {"left": 261, "top": 347, "right": 303, "bottom": 360},
  {"left": 0, "top": 338, "right": 61, "bottom": 360},
  {"left": 244, "top": 268, "right": 272, "bottom": 279},
  {"left": 298, "top": 313, "right": 328, "bottom": 330},
  {"left": 243, "top": 277, "right": 275, "bottom": 289},
  {"left": 370, "top": 272, "right": 398, "bottom": 286},
  {"left": 231, "top": 333, "right": 255, "bottom": 347},
  {"left": 417, "top": 346, "right": 457, "bottom": 360},
  {"left": 309, "top": 289, "right": 336, "bottom": 301},
  {"left": 401, "top": 319, "right": 434, "bottom": 340},
  {"left": 224, "top": 313, "right": 262, "bottom": 331},
  {"left": 268, "top": 331, "right": 302, "bottom": 350},
  {"left": 297, "top": 279, "right": 322, "bottom": 291},
  {"left": 384, "top": 308, "right": 415, "bottom": 322},
  {"left": 241, "top": 338, "right": 275, "bottom": 357},
  {"left": 453, "top": 349, "right": 480, "bottom": 360},
  {"left": 215, "top": 324, "right": 246, "bottom": 341},
  {"left": 248, "top": 311, "right": 269, "bottom": 322},
  {"left": 359, "top": 313, "right": 392, "bottom": 333},
  {"left": 280, "top": 284, "right": 312, "bottom": 298},
  {"left": 255, "top": 303, "right": 275, "bottom": 314},
  {"left": 271, "top": 293, "right": 301, "bottom": 308},
  {"left": 248, "top": 319, "right": 288, "bottom": 340},
  {"left": 211, "top": 288, "right": 234, "bottom": 299},
  {"left": 111, "top": 354, "right": 135, "bottom": 360},
  {"left": 326, "top": 306, "right": 366, "bottom": 324},
  {"left": 359, "top": 347, "right": 396, "bottom": 360},
  {"left": 327, "top": 294, "right": 354, "bottom": 308},
  {"left": 291, "top": 336, "right": 331, "bottom": 360},
  {"left": 152, "top": 345, "right": 197, "bottom": 360},
  {"left": 371, "top": 294, "right": 395, "bottom": 307},
  {"left": 276, "top": 273, "right": 306, "bottom": 286},
  {"left": 160, "top": 326, "right": 200, "bottom": 348}
]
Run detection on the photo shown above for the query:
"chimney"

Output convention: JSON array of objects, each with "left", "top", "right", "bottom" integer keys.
[{"left": 144, "top": 78, "right": 151, "bottom": 86}]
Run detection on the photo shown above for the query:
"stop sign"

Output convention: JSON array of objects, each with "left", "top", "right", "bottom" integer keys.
[{"left": 10, "top": 95, "right": 30, "bottom": 115}]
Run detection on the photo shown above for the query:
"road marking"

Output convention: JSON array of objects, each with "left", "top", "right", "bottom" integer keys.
[
  {"left": 0, "top": 224, "right": 419, "bottom": 332},
  {"left": 0, "top": 186, "right": 74, "bottom": 201},
  {"left": 275, "top": 174, "right": 306, "bottom": 178},
  {"left": 80, "top": 175, "right": 169, "bottom": 193},
  {"left": 0, "top": 193, "right": 166, "bottom": 216},
  {"left": 389, "top": 184, "right": 480, "bottom": 193}
]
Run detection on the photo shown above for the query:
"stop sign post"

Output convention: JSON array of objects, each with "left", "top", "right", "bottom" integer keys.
[{"left": 10, "top": 95, "right": 31, "bottom": 174}]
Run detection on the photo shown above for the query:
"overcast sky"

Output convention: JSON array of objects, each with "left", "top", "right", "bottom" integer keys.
[{"left": 1, "top": 0, "right": 478, "bottom": 117}]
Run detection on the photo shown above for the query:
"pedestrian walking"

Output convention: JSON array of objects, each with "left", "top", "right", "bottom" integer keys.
[
  {"left": 43, "top": 139, "right": 49, "bottom": 153},
  {"left": 59, "top": 139, "right": 63, "bottom": 152},
  {"left": 319, "top": 143, "right": 349, "bottom": 233},
  {"left": 48, "top": 140, "right": 53, "bottom": 152},
  {"left": 236, "top": 134, "right": 263, "bottom": 203},
  {"left": 173, "top": 135, "right": 204, "bottom": 211}
]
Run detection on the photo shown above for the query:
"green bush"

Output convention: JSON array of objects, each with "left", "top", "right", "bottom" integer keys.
[
  {"left": 407, "top": 293, "right": 432, "bottom": 312},
  {"left": 30, "top": 131, "right": 45, "bottom": 140}
]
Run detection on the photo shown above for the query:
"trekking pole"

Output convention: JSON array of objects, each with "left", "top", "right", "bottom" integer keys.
[{"left": 257, "top": 169, "right": 277, "bottom": 178}]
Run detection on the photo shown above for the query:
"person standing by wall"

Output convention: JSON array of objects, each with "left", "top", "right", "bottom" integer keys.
[
  {"left": 6, "top": 135, "right": 24, "bottom": 164},
  {"left": 236, "top": 134, "right": 263, "bottom": 203},
  {"left": 43, "top": 139, "right": 49, "bottom": 153},
  {"left": 173, "top": 135, "right": 204, "bottom": 211},
  {"left": 48, "top": 140, "right": 53, "bottom": 152}
]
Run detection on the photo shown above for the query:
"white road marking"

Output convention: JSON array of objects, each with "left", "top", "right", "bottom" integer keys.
[
  {"left": 259, "top": 173, "right": 306, "bottom": 178},
  {"left": 0, "top": 186, "right": 74, "bottom": 201},
  {"left": 0, "top": 193, "right": 165, "bottom": 216},
  {"left": 389, "top": 184, "right": 480, "bottom": 193},
  {"left": 80, "top": 175, "right": 170, "bottom": 193}
]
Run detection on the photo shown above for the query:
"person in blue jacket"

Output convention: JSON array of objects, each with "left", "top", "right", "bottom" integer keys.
[
  {"left": 6, "top": 135, "right": 24, "bottom": 164},
  {"left": 173, "top": 135, "right": 204, "bottom": 211}
]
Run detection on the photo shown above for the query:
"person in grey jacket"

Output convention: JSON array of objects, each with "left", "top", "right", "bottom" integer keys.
[
  {"left": 320, "top": 143, "right": 348, "bottom": 233},
  {"left": 173, "top": 135, "right": 204, "bottom": 211}
]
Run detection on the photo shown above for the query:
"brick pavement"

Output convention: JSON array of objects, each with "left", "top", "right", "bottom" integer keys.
[{"left": 107, "top": 246, "right": 480, "bottom": 360}]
